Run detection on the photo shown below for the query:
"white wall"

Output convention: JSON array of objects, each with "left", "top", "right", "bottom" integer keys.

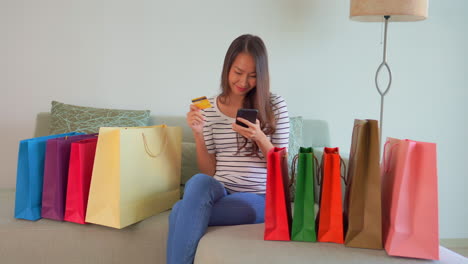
[{"left": 1, "top": 0, "right": 466, "bottom": 238}]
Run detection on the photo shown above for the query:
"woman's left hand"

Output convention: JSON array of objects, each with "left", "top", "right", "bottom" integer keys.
[{"left": 232, "top": 118, "right": 266, "bottom": 142}]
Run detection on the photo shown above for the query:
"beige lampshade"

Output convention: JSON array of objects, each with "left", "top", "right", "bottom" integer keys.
[{"left": 350, "top": 0, "right": 428, "bottom": 22}]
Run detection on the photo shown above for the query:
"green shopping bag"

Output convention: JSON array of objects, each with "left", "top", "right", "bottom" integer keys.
[{"left": 291, "top": 147, "right": 318, "bottom": 242}]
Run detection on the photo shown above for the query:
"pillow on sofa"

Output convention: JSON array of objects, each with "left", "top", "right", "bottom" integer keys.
[
  {"left": 180, "top": 142, "right": 199, "bottom": 198},
  {"left": 49, "top": 101, "right": 151, "bottom": 134},
  {"left": 287, "top": 116, "right": 303, "bottom": 201},
  {"left": 181, "top": 142, "right": 198, "bottom": 183}
]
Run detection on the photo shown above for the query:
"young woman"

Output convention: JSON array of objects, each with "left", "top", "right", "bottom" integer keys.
[{"left": 166, "top": 34, "right": 290, "bottom": 264}]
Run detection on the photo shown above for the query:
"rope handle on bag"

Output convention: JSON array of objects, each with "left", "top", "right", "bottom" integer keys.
[
  {"left": 345, "top": 122, "right": 364, "bottom": 186},
  {"left": 349, "top": 123, "right": 363, "bottom": 160},
  {"left": 141, "top": 128, "right": 168, "bottom": 158},
  {"left": 289, "top": 151, "right": 319, "bottom": 189},
  {"left": 382, "top": 140, "right": 399, "bottom": 173},
  {"left": 289, "top": 154, "right": 299, "bottom": 189},
  {"left": 340, "top": 157, "right": 348, "bottom": 186},
  {"left": 317, "top": 150, "right": 347, "bottom": 186},
  {"left": 382, "top": 140, "right": 391, "bottom": 172},
  {"left": 313, "top": 154, "right": 319, "bottom": 185},
  {"left": 317, "top": 154, "right": 324, "bottom": 186}
]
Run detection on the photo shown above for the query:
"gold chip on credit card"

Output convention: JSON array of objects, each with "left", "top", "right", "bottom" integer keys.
[{"left": 191, "top": 96, "right": 212, "bottom": 109}]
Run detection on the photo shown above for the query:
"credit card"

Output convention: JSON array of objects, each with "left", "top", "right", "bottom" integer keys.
[{"left": 191, "top": 96, "right": 212, "bottom": 109}]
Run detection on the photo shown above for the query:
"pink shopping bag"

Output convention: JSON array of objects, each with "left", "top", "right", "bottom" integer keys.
[
  {"left": 381, "top": 138, "right": 439, "bottom": 260},
  {"left": 64, "top": 138, "right": 98, "bottom": 224}
]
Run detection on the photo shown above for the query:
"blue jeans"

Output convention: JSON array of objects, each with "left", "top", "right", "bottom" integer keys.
[{"left": 166, "top": 173, "right": 265, "bottom": 264}]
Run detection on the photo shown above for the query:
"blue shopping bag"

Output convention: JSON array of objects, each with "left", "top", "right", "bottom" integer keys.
[{"left": 14, "top": 132, "right": 84, "bottom": 221}]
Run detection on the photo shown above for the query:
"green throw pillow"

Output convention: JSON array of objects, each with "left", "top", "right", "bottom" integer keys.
[
  {"left": 181, "top": 142, "right": 199, "bottom": 183},
  {"left": 49, "top": 101, "right": 151, "bottom": 134},
  {"left": 180, "top": 142, "right": 199, "bottom": 198}
]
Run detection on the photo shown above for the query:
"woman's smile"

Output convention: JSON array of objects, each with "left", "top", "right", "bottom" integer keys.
[{"left": 235, "top": 85, "right": 248, "bottom": 93}]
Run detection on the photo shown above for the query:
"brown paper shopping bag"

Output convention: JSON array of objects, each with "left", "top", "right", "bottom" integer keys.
[{"left": 344, "top": 119, "right": 383, "bottom": 249}]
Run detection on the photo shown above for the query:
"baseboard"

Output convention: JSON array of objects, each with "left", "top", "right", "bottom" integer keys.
[{"left": 440, "top": 238, "right": 468, "bottom": 247}]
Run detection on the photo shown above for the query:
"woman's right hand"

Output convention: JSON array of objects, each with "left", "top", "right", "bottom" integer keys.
[{"left": 186, "top": 104, "right": 205, "bottom": 135}]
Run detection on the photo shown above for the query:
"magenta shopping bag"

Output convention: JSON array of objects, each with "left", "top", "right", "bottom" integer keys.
[
  {"left": 41, "top": 134, "right": 98, "bottom": 221},
  {"left": 381, "top": 138, "right": 439, "bottom": 260}
]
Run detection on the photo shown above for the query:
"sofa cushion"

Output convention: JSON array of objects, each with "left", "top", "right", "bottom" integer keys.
[
  {"left": 195, "top": 223, "right": 465, "bottom": 264},
  {"left": 287, "top": 116, "right": 303, "bottom": 201},
  {"left": 2, "top": 189, "right": 465, "bottom": 264},
  {"left": 0, "top": 189, "right": 170, "bottom": 264},
  {"left": 49, "top": 101, "right": 151, "bottom": 134},
  {"left": 180, "top": 142, "right": 198, "bottom": 197},
  {"left": 181, "top": 142, "right": 198, "bottom": 184}
]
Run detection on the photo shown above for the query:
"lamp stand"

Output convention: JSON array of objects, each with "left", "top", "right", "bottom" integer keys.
[{"left": 375, "top": 15, "right": 392, "bottom": 144}]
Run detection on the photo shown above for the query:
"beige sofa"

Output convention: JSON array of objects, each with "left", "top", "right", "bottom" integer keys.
[{"left": 0, "top": 113, "right": 465, "bottom": 264}]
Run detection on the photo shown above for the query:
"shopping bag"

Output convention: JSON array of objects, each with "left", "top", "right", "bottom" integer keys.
[
  {"left": 344, "top": 119, "right": 383, "bottom": 249},
  {"left": 85, "top": 125, "right": 182, "bottom": 229},
  {"left": 316, "top": 147, "right": 345, "bottom": 244},
  {"left": 264, "top": 147, "right": 292, "bottom": 241},
  {"left": 291, "top": 147, "right": 317, "bottom": 242},
  {"left": 381, "top": 138, "right": 439, "bottom": 260},
  {"left": 41, "top": 134, "right": 98, "bottom": 221},
  {"left": 64, "top": 138, "right": 98, "bottom": 224},
  {"left": 14, "top": 132, "right": 83, "bottom": 221}
]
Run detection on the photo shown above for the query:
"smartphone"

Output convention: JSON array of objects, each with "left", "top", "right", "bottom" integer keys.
[{"left": 235, "top": 109, "right": 258, "bottom": 128}]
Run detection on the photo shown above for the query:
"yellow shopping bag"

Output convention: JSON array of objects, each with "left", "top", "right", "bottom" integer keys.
[{"left": 86, "top": 125, "right": 182, "bottom": 229}]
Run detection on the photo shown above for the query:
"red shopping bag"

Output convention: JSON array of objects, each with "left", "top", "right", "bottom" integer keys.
[
  {"left": 264, "top": 147, "right": 292, "bottom": 241},
  {"left": 316, "top": 147, "right": 345, "bottom": 244},
  {"left": 64, "top": 138, "right": 98, "bottom": 224},
  {"left": 381, "top": 138, "right": 439, "bottom": 260}
]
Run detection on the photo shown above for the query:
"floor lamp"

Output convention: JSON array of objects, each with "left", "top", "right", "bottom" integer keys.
[{"left": 349, "top": 0, "right": 428, "bottom": 143}]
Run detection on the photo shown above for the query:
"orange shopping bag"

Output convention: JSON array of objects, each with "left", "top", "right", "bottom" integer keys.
[
  {"left": 381, "top": 138, "right": 439, "bottom": 260},
  {"left": 316, "top": 147, "right": 345, "bottom": 244}
]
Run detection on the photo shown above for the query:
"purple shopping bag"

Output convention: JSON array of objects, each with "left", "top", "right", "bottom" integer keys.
[{"left": 41, "top": 133, "right": 98, "bottom": 221}]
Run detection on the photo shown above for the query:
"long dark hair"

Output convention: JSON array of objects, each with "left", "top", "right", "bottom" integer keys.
[{"left": 219, "top": 34, "right": 276, "bottom": 156}]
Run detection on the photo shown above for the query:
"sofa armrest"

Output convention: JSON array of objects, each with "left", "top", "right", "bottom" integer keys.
[{"left": 34, "top": 112, "right": 51, "bottom": 137}]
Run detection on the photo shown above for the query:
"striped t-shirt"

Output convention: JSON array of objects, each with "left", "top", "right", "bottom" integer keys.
[{"left": 202, "top": 94, "right": 290, "bottom": 194}]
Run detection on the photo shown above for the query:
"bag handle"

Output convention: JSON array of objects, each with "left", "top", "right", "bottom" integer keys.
[
  {"left": 317, "top": 150, "right": 347, "bottom": 186},
  {"left": 382, "top": 140, "right": 399, "bottom": 173},
  {"left": 290, "top": 151, "right": 319, "bottom": 189},
  {"left": 317, "top": 153, "right": 324, "bottom": 186},
  {"left": 349, "top": 123, "right": 363, "bottom": 159},
  {"left": 313, "top": 154, "right": 319, "bottom": 184},
  {"left": 345, "top": 122, "right": 364, "bottom": 186},
  {"left": 289, "top": 154, "right": 299, "bottom": 189},
  {"left": 141, "top": 128, "right": 168, "bottom": 158},
  {"left": 340, "top": 157, "right": 347, "bottom": 186}
]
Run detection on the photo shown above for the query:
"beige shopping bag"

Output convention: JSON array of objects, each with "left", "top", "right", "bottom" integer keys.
[{"left": 86, "top": 125, "right": 182, "bottom": 229}]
